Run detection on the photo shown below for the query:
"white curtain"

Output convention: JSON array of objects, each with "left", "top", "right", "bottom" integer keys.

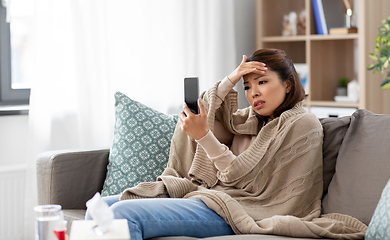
[{"left": 25, "top": 0, "right": 236, "bottom": 239}]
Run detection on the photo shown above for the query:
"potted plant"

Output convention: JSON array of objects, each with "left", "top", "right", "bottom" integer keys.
[
  {"left": 368, "top": 13, "right": 390, "bottom": 90},
  {"left": 336, "top": 77, "right": 349, "bottom": 96}
]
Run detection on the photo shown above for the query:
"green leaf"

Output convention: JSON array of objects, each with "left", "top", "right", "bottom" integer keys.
[
  {"left": 380, "top": 73, "right": 390, "bottom": 90},
  {"left": 368, "top": 63, "right": 377, "bottom": 71},
  {"left": 368, "top": 13, "right": 390, "bottom": 90},
  {"left": 384, "top": 60, "right": 389, "bottom": 69},
  {"left": 385, "top": 23, "right": 390, "bottom": 31},
  {"left": 369, "top": 54, "right": 378, "bottom": 61}
]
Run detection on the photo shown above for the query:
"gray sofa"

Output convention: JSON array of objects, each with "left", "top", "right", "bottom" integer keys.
[{"left": 36, "top": 109, "right": 390, "bottom": 239}]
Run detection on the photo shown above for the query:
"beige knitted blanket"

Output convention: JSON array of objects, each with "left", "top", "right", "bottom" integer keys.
[{"left": 120, "top": 82, "right": 367, "bottom": 239}]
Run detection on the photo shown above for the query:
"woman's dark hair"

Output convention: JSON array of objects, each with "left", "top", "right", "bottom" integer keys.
[{"left": 247, "top": 48, "right": 306, "bottom": 120}]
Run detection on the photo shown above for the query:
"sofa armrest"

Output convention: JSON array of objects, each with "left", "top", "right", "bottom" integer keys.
[{"left": 36, "top": 148, "right": 109, "bottom": 210}]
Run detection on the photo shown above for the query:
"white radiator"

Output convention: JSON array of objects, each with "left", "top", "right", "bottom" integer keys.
[{"left": 0, "top": 165, "right": 26, "bottom": 240}]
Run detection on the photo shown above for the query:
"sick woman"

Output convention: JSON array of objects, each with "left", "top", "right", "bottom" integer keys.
[{"left": 86, "top": 48, "right": 366, "bottom": 240}]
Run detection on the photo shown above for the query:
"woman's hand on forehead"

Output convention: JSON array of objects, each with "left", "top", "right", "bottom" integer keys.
[{"left": 227, "top": 55, "right": 267, "bottom": 85}]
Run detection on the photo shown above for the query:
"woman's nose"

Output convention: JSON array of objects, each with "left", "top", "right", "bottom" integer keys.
[{"left": 251, "top": 88, "right": 260, "bottom": 98}]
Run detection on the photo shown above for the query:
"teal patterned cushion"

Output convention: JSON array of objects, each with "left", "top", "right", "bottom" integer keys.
[
  {"left": 101, "top": 92, "right": 178, "bottom": 196},
  {"left": 365, "top": 178, "right": 390, "bottom": 239}
]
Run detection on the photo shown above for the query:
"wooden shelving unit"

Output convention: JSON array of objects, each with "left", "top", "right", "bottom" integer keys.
[{"left": 256, "top": 0, "right": 390, "bottom": 114}]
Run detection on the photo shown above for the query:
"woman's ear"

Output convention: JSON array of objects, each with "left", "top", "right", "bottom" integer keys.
[{"left": 285, "top": 80, "right": 292, "bottom": 93}]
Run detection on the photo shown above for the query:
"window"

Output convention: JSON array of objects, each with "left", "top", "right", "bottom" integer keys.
[{"left": 0, "top": 1, "right": 31, "bottom": 114}]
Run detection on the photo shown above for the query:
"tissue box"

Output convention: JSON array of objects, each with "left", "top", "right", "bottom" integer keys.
[{"left": 70, "top": 219, "right": 130, "bottom": 240}]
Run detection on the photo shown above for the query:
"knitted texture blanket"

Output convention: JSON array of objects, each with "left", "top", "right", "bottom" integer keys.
[{"left": 120, "top": 82, "right": 367, "bottom": 239}]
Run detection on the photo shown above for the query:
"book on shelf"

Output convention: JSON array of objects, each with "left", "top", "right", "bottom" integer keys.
[
  {"left": 312, "top": 0, "right": 346, "bottom": 35},
  {"left": 329, "top": 27, "right": 358, "bottom": 35},
  {"left": 312, "top": 0, "right": 327, "bottom": 34}
]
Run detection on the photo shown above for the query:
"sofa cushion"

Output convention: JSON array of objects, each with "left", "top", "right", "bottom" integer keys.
[
  {"left": 365, "top": 178, "right": 390, "bottom": 240},
  {"left": 322, "top": 109, "right": 390, "bottom": 225},
  {"left": 101, "top": 92, "right": 178, "bottom": 196},
  {"left": 319, "top": 116, "right": 351, "bottom": 198},
  {"left": 37, "top": 149, "right": 110, "bottom": 208}
]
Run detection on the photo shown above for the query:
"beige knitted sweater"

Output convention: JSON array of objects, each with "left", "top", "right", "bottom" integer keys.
[{"left": 120, "top": 82, "right": 367, "bottom": 239}]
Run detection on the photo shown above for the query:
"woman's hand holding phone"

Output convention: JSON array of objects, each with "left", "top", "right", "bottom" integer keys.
[
  {"left": 228, "top": 55, "right": 267, "bottom": 85},
  {"left": 179, "top": 98, "right": 209, "bottom": 140}
]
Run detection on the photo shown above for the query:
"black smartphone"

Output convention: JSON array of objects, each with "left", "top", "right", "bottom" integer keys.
[{"left": 184, "top": 77, "right": 199, "bottom": 114}]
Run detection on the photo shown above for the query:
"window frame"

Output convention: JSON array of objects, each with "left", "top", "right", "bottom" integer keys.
[{"left": 0, "top": 3, "right": 30, "bottom": 113}]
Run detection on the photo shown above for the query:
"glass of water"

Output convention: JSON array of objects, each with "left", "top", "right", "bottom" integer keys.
[{"left": 34, "top": 205, "right": 63, "bottom": 240}]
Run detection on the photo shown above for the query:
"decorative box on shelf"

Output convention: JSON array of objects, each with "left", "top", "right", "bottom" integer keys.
[{"left": 329, "top": 27, "right": 358, "bottom": 34}]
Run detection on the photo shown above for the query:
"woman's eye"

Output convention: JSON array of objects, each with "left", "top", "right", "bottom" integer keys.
[
  {"left": 258, "top": 81, "right": 266, "bottom": 85},
  {"left": 244, "top": 86, "right": 250, "bottom": 91}
]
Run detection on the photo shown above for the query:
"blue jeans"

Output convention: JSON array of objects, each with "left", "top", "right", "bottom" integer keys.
[{"left": 85, "top": 195, "right": 234, "bottom": 240}]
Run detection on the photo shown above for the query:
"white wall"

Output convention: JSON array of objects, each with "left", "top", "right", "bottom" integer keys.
[
  {"left": 233, "top": 1, "right": 257, "bottom": 60},
  {"left": 0, "top": 3, "right": 258, "bottom": 239},
  {"left": 0, "top": 115, "right": 29, "bottom": 167},
  {"left": 233, "top": 0, "right": 257, "bottom": 109},
  {"left": 0, "top": 1, "right": 257, "bottom": 168}
]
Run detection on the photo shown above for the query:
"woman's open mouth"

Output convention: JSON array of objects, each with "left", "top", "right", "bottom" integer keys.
[{"left": 254, "top": 100, "right": 265, "bottom": 110}]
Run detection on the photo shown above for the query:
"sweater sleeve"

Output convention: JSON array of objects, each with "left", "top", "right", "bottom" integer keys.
[
  {"left": 196, "top": 130, "right": 237, "bottom": 172},
  {"left": 195, "top": 77, "right": 237, "bottom": 172},
  {"left": 211, "top": 77, "right": 236, "bottom": 147},
  {"left": 215, "top": 76, "right": 235, "bottom": 106}
]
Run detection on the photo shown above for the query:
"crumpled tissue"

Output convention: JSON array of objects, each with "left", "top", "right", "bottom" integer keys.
[{"left": 86, "top": 192, "right": 114, "bottom": 236}]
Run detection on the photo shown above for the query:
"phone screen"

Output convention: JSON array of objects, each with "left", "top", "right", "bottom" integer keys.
[{"left": 184, "top": 77, "right": 199, "bottom": 114}]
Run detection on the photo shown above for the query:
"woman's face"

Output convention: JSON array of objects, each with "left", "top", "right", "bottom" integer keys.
[{"left": 243, "top": 70, "right": 290, "bottom": 119}]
